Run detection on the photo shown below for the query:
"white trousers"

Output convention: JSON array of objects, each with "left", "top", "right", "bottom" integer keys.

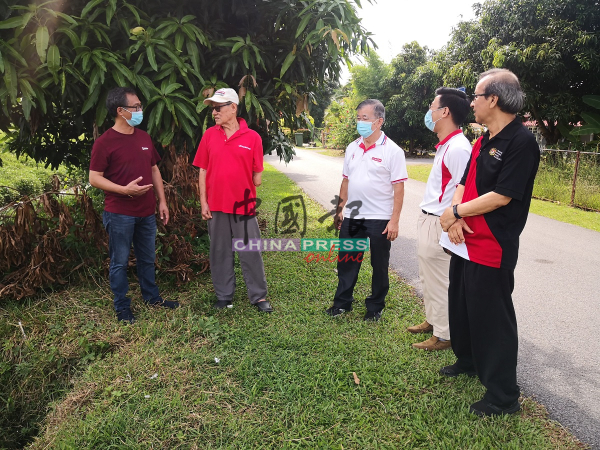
[{"left": 417, "top": 213, "right": 451, "bottom": 340}]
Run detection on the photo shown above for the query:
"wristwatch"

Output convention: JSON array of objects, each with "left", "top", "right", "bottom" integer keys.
[{"left": 453, "top": 204, "right": 462, "bottom": 220}]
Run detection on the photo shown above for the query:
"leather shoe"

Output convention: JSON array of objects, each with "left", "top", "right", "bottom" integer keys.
[
  {"left": 412, "top": 336, "right": 451, "bottom": 351},
  {"left": 407, "top": 320, "right": 433, "bottom": 334},
  {"left": 470, "top": 399, "right": 520, "bottom": 417},
  {"left": 439, "top": 362, "right": 476, "bottom": 378},
  {"left": 254, "top": 300, "right": 273, "bottom": 313}
]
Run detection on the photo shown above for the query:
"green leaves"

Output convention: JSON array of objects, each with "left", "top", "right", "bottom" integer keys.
[
  {"left": 36, "top": 26, "right": 49, "bottom": 63},
  {"left": 280, "top": 52, "right": 296, "bottom": 78},
  {"left": 47, "top": 45, "right": 60, "bottom": 75},
  {"left": 0, "top": 16, "right": 24, "bottom": 30}
]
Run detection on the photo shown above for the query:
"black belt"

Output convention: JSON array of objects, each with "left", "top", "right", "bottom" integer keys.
[{"left": 422, "top": 209, "right": 439, "bottom": 217}]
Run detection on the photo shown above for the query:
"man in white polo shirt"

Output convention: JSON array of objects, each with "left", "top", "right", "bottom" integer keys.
[
  {"left": 407, "top": 87, "right": 471, "bottom": 350},
  {"left": 327, "top": 99, "right": 407, "bottom": 321}
]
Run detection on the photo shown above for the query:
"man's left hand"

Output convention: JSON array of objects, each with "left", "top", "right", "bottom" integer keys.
[
  {"left": 440, "top": 206, "right": 457, "bottom": 232},
  {"left": 383, "top": 219, "right": 399, "bottom": 241},
  {"left": 159, "top": 201, "right": 169, "bottom": 225}
]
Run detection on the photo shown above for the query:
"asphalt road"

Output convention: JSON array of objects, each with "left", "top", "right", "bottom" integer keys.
[{"left": 265, "top": 147, "right": 600, "bottom": 448}]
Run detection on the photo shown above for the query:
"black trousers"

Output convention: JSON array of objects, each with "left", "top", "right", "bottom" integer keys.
[
  {"left": 333, "top": 218, "right": 391, "bottom": 313},
  {"left": 448, "top": 255, "right": 520, "bottom": 407}
]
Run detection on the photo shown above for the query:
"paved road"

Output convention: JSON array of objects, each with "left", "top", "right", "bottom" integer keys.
[{"left": 265, "top": 147, "right": 600, "bottom": 448}]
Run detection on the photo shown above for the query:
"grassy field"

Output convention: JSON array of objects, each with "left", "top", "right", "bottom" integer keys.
[
  {"left": 407, "top": 164, "right": 600, "bottom": 232},
  {"left": 1, "top": 165, "right": 586, "bottom": 448}
]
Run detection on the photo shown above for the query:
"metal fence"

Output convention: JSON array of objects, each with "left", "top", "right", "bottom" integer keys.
[{"left": 537, "top": 148, "right": 600, "bottom": 211}]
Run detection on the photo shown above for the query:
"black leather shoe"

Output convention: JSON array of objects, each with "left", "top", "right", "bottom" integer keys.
[
  {"left": 254, "top": 300, "right": 273, "bottom": 313},
  {"left": 325, "top": 306, "right": 352, "bottom": 317},
  {"left": 214, "top": 300, "right": 233, "bottom": 310},
  {"left": 470, "top": 399, "right": 520, "bottom": 417},
  {"left": 439, "top": 363, "right": 476, "bottom": 378},
  {"left": 363, "top": 310, "right": 382, "bottom": 322}
]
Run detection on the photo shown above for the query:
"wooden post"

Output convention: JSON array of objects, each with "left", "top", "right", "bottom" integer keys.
[{"left": 570, "top": 150, "right": 581, "bottom": 206}]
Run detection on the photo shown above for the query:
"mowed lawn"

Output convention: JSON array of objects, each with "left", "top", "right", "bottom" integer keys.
[{"left": 9, "top": 164, "right": 582, "bottom": 448}]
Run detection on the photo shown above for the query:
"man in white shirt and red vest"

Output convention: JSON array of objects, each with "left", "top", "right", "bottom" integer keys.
[
  {"left": 440, "top": 69, "right": 540, "bottom": 417},
  {"left": 408, "top": 87, "right": 471, "bottom": 351},
  {"left": 327, "top": 99, "right": 408, "bottom": 321},
  {"left": 193, "top": 88, "right": 272, "bottom": 313}
]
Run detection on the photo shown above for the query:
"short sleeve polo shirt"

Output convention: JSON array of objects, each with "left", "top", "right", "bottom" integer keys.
[
  {"left": 420, "top": 130, "right": 471, "bottom": 216},
  {"left": 459, "top": 117, "right": 540, "bottom": 269},
  {"left": 192, "top": 118, "right": 263, "bottom": 216},
  {"left": 89, "top": 128, "right": 161, "bottom": 217},
  {"left": 342, "top": 132, "right": 407, "bottom": 220}
]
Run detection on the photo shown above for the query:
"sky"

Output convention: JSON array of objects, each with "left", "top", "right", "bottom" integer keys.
[{"left": 340, "top": 0, "right": 480, "bottom": 82}]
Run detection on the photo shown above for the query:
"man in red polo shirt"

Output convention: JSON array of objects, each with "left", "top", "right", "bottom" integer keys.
[
  {"left": 193, "top": 88, "right": 272, "bottom": 312},
  {"left": 440, "top": 69, "right": 540, "bottom": 417}
]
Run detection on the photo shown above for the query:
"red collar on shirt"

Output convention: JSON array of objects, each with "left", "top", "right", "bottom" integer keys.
[
  {"left": 359, "top": 133, "right": 387, "bottom": 153},
  {"left": 435, "top": 129, "right": 463, "bottom": 149}
]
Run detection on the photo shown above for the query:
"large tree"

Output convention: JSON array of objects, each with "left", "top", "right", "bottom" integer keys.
[
  {"left": 0, "top": 0, "right": 374, "bottom": 168},
  {"left": 444, "top": 0, "right": 600, "bottom": 144}
]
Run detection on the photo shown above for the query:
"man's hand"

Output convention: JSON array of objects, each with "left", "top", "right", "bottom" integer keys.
[
  {"left": 447, "top": 219, "right": 473, "bottom": 244},
  {"left": 201, "top": 203, "right": 213, "bottom": 220},
  {"left": 383, "top": 219, "right": 399, "bottom": 241},
  {"left": 123, "top": 176, "right": 153, "bottom": 197},
  {"left": 158, "top": 201, "right": 169, "bottom": 225},
  {"left": 440, "top": 206, "right": 458, "bottom": 232},
  {"left": 334, "top": 212, "right": 344, "bottom": 230}
]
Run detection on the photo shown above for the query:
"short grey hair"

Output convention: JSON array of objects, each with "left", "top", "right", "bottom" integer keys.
[
  {"left": 356, "top": 99, "right": 385, "bottom": 122},
  {"left": 479, "top": 68, "right": 525, "bottom": 114}
]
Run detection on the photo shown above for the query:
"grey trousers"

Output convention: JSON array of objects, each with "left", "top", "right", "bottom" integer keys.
[{"left": 207, "top": 211, "right": 267, "bottom": 304}]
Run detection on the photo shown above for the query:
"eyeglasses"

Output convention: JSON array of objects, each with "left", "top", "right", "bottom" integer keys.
[
  {"left": 212, "top": 102, "right": 233, "bottom": 112},
  {"left": 471, "top": 92, "right": 491, "bottom": 101},
  {"left": 122, "top": 105, "right": 143, "bottom": 112}
]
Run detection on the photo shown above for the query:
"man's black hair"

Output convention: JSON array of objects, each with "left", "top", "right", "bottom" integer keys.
[
  {"left": 435, "top": 87, "right": 471, "bottom": 126},
  {"left": 106, "top": 87, "right": 138, "bottom": 118}
]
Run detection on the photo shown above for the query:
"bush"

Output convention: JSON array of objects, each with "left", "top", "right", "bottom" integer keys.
[
  {"left": 0, "top": 153, "right": 67, "bottom": 206},
  {"left": 324, "top": 98, "right": 359, "bottom": 150}
]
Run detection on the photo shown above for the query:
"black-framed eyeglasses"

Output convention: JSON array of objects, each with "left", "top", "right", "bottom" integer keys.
[
  {"left": 122, "top": 105, "right": 143, "bottom": 112},
  {"left": 471, "top": 93, "right": 490, "bottom": 101},
  {"left": 212, "top": 102, "right": 233, "bottom": 112}
]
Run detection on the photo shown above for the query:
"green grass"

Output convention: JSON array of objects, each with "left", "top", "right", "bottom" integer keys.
[
  {"left": 407, "top": 164, "right": 431, "bottom": 183},
  {"left": 407, "top": 164, "right": 600, "bottom": 233},
  {"left": 529, "top": 199, "right": 600, "bottom": 232},
  {"left": 1, "top": 165, "right": 585, "bottom": 448}
]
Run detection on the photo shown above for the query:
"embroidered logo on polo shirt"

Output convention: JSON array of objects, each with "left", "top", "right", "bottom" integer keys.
[
  {"left": 239, "top": 145, "right": 251, "bottom": 150},
  {"left": 489, "top": 148, "right": 502, "bottom": 161},
  {"left": 141, "top": 147, "right": 149, "bottom": 150},
  {"left": 372, "top": 157, "right": 382, "bottom": 162}
]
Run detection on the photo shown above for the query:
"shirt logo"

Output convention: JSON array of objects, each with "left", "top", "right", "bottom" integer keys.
[
  {"left": 372, "top": 157, "right": 382, "bottom": 162},
  {"left": 141, "top": 147, "right": 149, "bottom": 150},
  {"left": 239, "top": 145, "right": 251, "bottom": 150},
  {"left": 489, "top": 148, "right": 502, "bottom": 161}
]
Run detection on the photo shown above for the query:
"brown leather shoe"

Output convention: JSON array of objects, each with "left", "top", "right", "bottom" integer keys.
[
  {"left": 412, "top": 336, "right": 451, "bottom": 351},
  {"left": 407, "top": 321, "right": 433, "bottom": 334}
]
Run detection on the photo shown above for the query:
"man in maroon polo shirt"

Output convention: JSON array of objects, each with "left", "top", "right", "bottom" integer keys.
[
  {"left": 90, "top": 87, "right": 179, "bottom": 324},
  {"left": 439, "top": 69, "right": 540, "bottom": 417},
  {"left": 193, "top": 88, "right": 272, "bottom": 313}
]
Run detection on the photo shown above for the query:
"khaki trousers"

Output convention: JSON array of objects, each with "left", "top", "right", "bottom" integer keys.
[{"left": 417, "top": 213, "right": 451, "bottom": 340}]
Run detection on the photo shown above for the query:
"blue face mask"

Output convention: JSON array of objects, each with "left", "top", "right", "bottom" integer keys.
[
  {"left": 125, "top": 110, "right": 143, "bottom": 127},
  {"left": 356, "top": 120, "right": 375, "bottom": 138},
  {"left": 424, "top": 108, "right": 444, "bottom": 132}
]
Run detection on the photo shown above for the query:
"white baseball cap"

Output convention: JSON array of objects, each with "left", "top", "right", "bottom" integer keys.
[{"left": 203, "top": 88, "right": 239, "bottom": 105}]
